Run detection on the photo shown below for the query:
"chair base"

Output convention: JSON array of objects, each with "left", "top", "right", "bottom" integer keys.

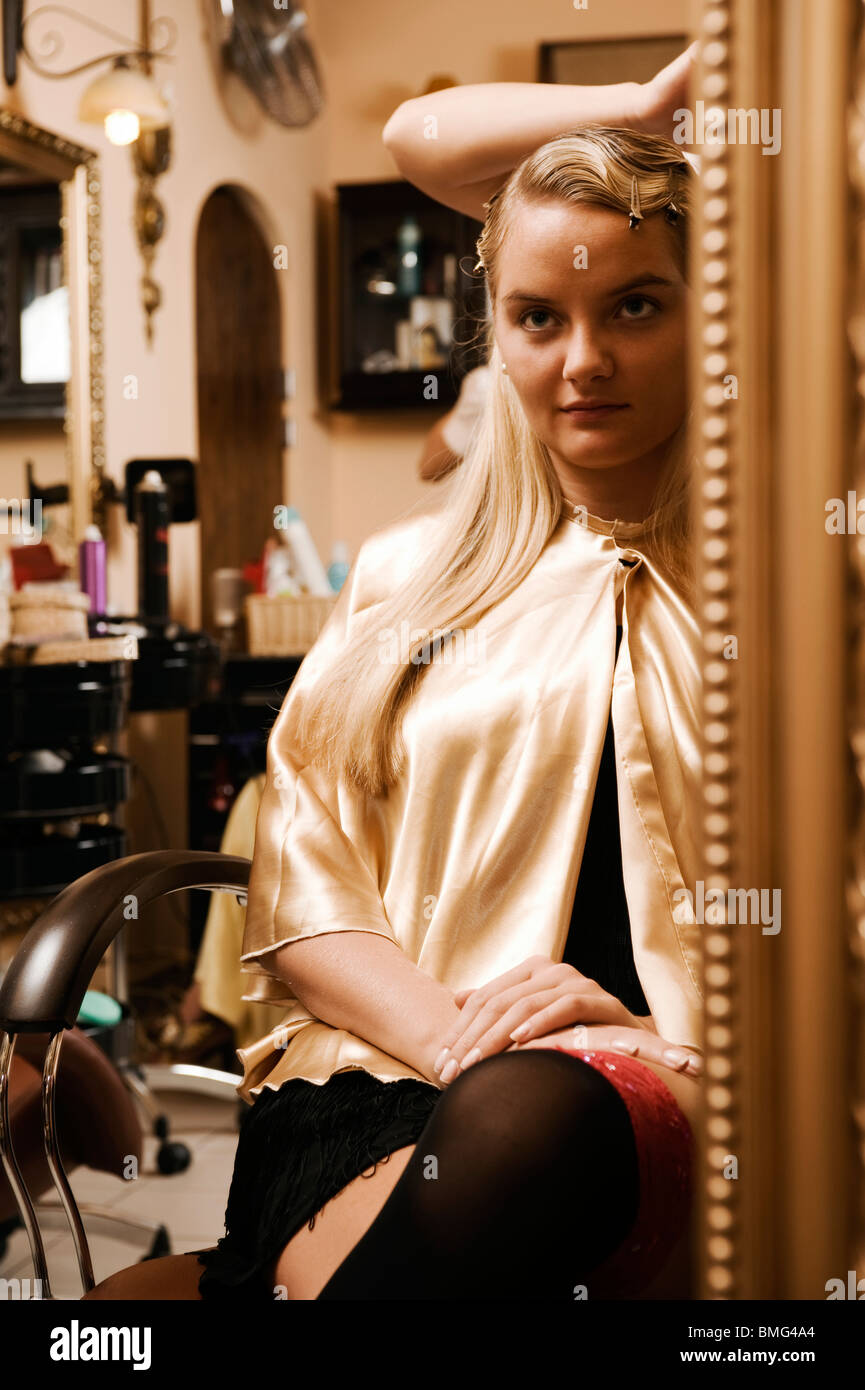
[
  {"left": 36, "top": 1201, "right": 171, "bottom": 1262},
  {"left": 138, "top": 1062, "right": 241, "bottom": 1101}
]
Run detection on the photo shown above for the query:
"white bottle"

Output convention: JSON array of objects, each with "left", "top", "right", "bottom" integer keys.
[
  {"left": 264, "top": 543, "right": 300, "bottom": 597},
  {"left": 281, "top": 507, "right": 332, "bottom": 596}
]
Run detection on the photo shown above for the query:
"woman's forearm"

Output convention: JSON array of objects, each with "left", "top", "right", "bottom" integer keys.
[
  {"left": 382, "top": 80, "right": 641, "bottom": 211},
  {"left": 268, "top": 929, "right": 463, "bottom": 1085}
]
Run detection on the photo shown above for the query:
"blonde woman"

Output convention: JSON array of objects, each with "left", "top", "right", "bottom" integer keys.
[{"left": 195, "top": 54, "right": 704, "bottom": 1304}]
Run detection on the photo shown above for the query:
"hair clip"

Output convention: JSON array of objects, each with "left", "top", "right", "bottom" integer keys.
[
  {"left": 664, "top": 167, "right": 682, "bottom": 223},
  {"left": 627, "top": 173, "right": 643, "bottom": 230}
]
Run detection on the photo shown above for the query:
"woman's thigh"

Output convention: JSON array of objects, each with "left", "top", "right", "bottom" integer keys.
[
  {"left": 271, "top": 1143, "right": 417, "bottom": 1299},
  {"left": 614, "top": 1052, "right": 701, "bottom": 1133},
  {"left": 570, "top": 1049, "right": 699, "bottom": 1299},
  {"left": 270, "top": 1052, "right": 699, "bottom": 1300}
]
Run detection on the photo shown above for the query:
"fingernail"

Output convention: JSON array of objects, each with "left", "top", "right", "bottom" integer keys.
[
  {"left": 510, "top": 1022, "right": 530, "bottom": 1040},
  {"left": 440, "top": 1059, "right": 460, "bottom": 1084},
  {"left": 433, "top": 1047, "right": 449, "bottom": 1074},
  {"left": 610, "top": 1038, "right": 639, "bottom": 1055},
  {"left": 461, "top": 1047, "right": 482, "bottom": 1069},
  {"left": 662, "top": 1048, "right": 690, "bottom": 1071},
  {"left": 685, "top": 1056, "right": 703, "bottom": 1076}
]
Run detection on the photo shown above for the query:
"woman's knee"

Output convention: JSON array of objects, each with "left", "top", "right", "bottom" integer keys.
[
  {"left": 431, "top": 1046, "right": 635, "bottom": 1171},
  {"left": 83, "top": 1253, "right": 205, "bottom": 1300}
]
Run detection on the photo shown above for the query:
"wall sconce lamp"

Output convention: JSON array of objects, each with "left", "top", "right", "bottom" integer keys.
[
  {"left": 4, "top": 1, "right": 177, "bottom": 342},
  {"left": 77, "top": 53, "right": 171, "bottom": 147}
]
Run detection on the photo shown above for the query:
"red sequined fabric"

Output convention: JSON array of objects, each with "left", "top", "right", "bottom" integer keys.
[{"left": 554, "top": 1047, "right": 695, "bottom": 1299}]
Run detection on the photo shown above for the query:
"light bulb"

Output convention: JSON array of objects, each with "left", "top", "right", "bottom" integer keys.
[{"left": 104, "top": 109, "right": 140, "bottom": 146}]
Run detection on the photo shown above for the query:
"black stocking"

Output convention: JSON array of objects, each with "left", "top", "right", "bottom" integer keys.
[{"left": 316, "top": 1048, "right": 640, "bottom": 1300}]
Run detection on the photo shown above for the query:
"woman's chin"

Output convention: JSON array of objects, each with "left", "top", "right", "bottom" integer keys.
[{"left": 551, "top": 445, "right": 634, "bottom": 473}]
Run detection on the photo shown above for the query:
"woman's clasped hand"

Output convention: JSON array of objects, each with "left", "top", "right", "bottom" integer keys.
[{"left": 432, "top": 955, "right": 702, "bottom": 1085}]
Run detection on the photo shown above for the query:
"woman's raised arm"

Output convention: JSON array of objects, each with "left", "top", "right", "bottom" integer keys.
[{"left": 381, "top": 41, "right": 699, "bottom": 221}]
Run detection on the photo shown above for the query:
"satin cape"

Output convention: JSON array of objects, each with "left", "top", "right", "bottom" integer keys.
[{"left": 235, "top": 504, "right": 703, "bottom": 1101}]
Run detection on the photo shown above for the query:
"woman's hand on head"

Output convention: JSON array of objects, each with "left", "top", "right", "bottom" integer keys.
[
  {"left": 632, "top": 40, "right": 700, "bottom": 145},
  {"left": 434, "top": 955, "right": 650, "bottom": 1084}
]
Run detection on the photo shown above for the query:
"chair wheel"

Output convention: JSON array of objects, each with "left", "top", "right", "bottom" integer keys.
[{"left": 157, "top": 1140, "right": 191, "bottom": 1174}]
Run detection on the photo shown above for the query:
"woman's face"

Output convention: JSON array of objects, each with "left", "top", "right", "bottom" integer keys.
[{"left": 492, "top": 197, "right": 689, "bottom": 494}]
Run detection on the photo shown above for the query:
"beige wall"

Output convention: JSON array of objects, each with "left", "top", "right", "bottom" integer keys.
[
  {"left": 319, "top": 0, "right": 688, "bottom": 549},
  {"left": 1, "top": 0, "right": 331, "bottom": 626},
  {"left": 2, "top": 0, "right": 688, "bottom": 624},
  {"left": 0, "top": 1, "right": 686, "bottom": 884}
]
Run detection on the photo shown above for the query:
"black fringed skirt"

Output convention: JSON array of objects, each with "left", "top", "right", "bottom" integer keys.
[{"left": 195, "top": 1069, "right": 441, "bottom": 1301}]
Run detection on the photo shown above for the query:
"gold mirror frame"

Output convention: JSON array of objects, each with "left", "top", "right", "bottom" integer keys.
[
  {"left": 691, "top": 0, "right": 863, "bottom": 1299},
  {"left": 847, "top": 0, "right": 865, "bottom": 1299},
  {"left": 0, "top": 110, "right": 104, "bottom": 541}
]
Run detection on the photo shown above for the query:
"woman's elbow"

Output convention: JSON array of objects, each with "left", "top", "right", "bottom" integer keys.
[
  {"left": 382, "top": 103, "right": 406, "bottom": 152},
  {"left": 382, "top": 98, "right": 422, "bottom": 168}
]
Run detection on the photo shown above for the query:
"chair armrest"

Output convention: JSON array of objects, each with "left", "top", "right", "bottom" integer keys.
[{"left": 0, "top": 851, "right": 251, "bottom": 1034}]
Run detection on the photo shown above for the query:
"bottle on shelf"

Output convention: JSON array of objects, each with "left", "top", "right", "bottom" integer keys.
[
  {"left": 79, "top": 524, "right": 107, "bottom": 615},
  {"left": 328, "top": 542, "right": 351, "bottom": 593},
  {"left": 279, "top": 507, "right": 333, "bottom": 597},
  {"left": 397, "top": 214, "right": 422, "bottom": 297}
]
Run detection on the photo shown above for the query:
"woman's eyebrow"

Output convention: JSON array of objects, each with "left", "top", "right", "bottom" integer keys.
[
  {"left": 503, "top": 274, "right": 676, "bottom": 305},
  {"left": 607, "top": 273, "right": 677, "bottom": 295}
]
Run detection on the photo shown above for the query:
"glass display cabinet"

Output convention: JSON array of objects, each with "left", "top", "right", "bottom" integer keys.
[{"left": 330, "top": 178, "right": 488, "bottom": 411}]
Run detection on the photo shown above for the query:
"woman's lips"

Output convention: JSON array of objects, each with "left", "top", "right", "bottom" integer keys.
[{"left": 560, "top": 404, "right": 629, "bottom": 422}]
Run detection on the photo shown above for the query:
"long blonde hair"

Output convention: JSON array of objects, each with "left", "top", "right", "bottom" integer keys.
[{"left": 294, "top": 126, "right": 696, "bottom": 797}]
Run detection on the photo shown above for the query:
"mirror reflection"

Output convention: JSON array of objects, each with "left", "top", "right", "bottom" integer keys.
[{"left": 0, "top": 136, "right": 80, "bottom": 591}]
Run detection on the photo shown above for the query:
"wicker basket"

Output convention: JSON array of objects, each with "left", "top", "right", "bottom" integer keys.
[
  {"left": 245, "top": 593, "right": 337, "bottom": 655},
  {"left": 9, "top": 585, "right": 89, "bottom": 640}
]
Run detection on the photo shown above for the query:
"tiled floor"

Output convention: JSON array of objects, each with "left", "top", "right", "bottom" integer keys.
[{"left": 0, "top": 1088, "right": 240, "bottom": 1300}]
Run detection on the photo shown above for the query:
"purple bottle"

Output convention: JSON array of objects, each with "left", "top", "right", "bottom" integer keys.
[{"left": 79, "top": 523, "right": 107, "bottom": 615}]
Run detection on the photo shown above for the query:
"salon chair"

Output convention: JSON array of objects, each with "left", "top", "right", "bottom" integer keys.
[
  {"left": 0, "top": 849, "right": 694, "bottom": 1301},
  {"left": 0, "top": 1026, "right": 175, "bottom": 1277},
  {"left": 0, "top": 850, "right": 250, "bottom": 1299}
]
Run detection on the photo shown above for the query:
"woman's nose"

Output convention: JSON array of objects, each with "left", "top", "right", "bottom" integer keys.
[{"left": 561, "top": 325, "right": 614, "bottom": 380}]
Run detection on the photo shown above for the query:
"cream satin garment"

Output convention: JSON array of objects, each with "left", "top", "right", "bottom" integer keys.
[
  {"left": 236, "top": 504, "right": 704, "bottom": 1102},
  {"left": 193, "top": 772, "right": 288, "bottom": 1049}
]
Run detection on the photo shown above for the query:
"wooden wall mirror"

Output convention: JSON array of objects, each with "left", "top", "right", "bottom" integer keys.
[
  {"left": 689, "top": 1, "right": 864, "bottom": 1300},
  {"left": 0, "top": 109, "right": 103, "bottom": 574}
]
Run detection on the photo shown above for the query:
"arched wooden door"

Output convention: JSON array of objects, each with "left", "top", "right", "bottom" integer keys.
[{"left": 195, "top": 186, "right": 283, "bottom": 633}]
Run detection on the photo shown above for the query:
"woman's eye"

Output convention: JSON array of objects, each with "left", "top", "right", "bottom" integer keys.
[
  {"left": 617, "top": 295, "right": 659, "bottom": 320},
  {"left": 518, "top": 308, "right": 554, "bottom": 331}
]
